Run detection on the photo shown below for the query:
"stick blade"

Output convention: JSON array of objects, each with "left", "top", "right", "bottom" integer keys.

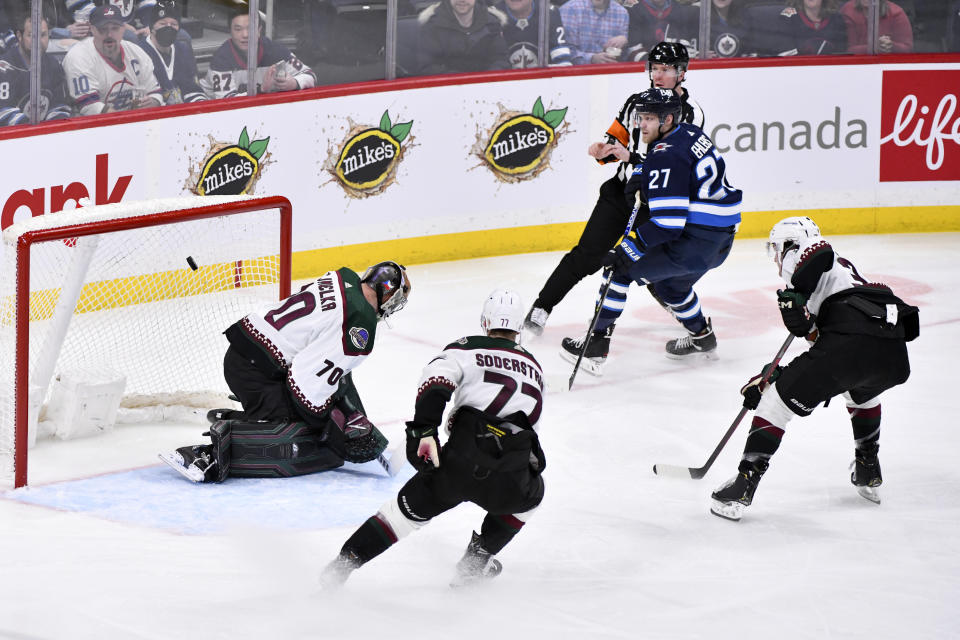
[{"left": 652, "top": 463, "right": 703, "bottom": 480}]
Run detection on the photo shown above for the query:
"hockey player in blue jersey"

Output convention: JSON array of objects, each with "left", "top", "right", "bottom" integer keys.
[{"left": 561, "top": 87, "right": 741, "bottom": 374}]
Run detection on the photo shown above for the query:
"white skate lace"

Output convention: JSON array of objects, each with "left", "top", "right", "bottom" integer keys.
[{"left": 673, "top": 334, "right": 694, "bottom": 349}]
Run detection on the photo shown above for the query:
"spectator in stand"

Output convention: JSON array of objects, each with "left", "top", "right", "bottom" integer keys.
[
  {"left": 778, "top": 0, "right": 847, "bottom": 55},
  {"left": 0, "top": 12, "right": 73, "bottom": 126},
  {"left": 624, "top": 0, "right": 698, "bottom": 61},
  {"left": 840, "top": 0, "right": 912, "bottom": 54},
  {"left": 496, "top": 0, "right": 572, "bottom": 67},
  {"left": 416, "top": 0, "right": 510, "bottom": 74},
  {"left": 202, "top": 9, "right": 316, "bottom": 100},
  {"left": 708, "top": 0, "right": 756, "bottom": 57},
  {"left": 52, "top": 0, "right": 93, "bottom": 42},
  {"left": 136, "top": 1, "right": 205, "bottom": 104},
  {"left": 558, "top": 0, "right": 628, "bottom": 64},
  {"left": 62, "top": 4, "right": 163, "bottom": 114}
]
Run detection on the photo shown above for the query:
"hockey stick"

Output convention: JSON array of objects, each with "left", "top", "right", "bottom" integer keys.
[
  {"left": 568, "top": 270, "right": 613, "bottom": 390},
  {"left": 652, "top": 333, "right": 796, "bottom": 479},
  {"left": 568, "top": 200, "right": 643, "bottom": 391},
  {"left": 375, "top": 441, "right": 405, "bottom": 477}
]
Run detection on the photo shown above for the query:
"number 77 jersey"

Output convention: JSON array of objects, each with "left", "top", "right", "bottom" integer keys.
[
  {"left": 633, "top": 122, "right": 743, "bottom": 249},
  {"left": 238, "top": 268, "right": 379, "bottom": 417},
  {"left": 416, "top": 336, "right": 545, "bottom": 432}
]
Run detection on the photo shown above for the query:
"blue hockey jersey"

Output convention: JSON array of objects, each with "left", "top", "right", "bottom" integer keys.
[{"left": 627, "top": 122, "right": 742, "bottom": 250}]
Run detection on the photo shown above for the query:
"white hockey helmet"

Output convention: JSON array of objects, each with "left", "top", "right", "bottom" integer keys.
[
  {"left": 480, "top": 288, "right": 525, "bottom": 335},
  {"left": 767, "top": 216, "right": 821, "bottom": 265}
]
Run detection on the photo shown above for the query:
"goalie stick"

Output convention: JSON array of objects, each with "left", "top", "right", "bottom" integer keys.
[
  {"left": 568, "top": 199, "right": 644, "bottom": 390},
  {"left": 652, "top": 333, "right": 796, "bottom": 479}
]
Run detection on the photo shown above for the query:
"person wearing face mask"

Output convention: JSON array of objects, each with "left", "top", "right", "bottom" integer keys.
[{"left": 136, "top": 1, "right": 205, "bottom": 104}]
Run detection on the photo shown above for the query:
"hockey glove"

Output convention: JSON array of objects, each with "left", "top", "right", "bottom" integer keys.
[
  {"left": 601, "top": 234, "right": 644, "bottom": 273},
  {"left": 740, "top": 364, "right": 782, "bottom": 410},
  {"left": 777, "top": 289, "right": 813, "bottom": 337},
  {"left": 405, "top": 421, "right": 441, "bottom": 471}
]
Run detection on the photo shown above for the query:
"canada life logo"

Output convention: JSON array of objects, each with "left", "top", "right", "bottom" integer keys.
[{"left": 879, "top": 70, "right": 960, "bottom": 182}]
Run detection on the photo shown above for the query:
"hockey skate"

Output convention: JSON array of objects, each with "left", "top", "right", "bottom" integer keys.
[
  {"left": 523, "top": 305, "right": 550, "bottom": 337},
  {"left": 319, "top": 550, "right": 363, "bottom": 589},
  {"left": 666, "top": 318, "right": 717, "bottom": 360},
  {"left": 450, "top": 532, "right": 502, "bottom": 588},
  {"left": 559, "top": 325, "right": 612, "bottom": 376},
  {"left": 850, "top": 444, "right": 882, "bottom": 504},
  {"left": 710, "top": 459, "right": 768, "bottom": 521},
  {"left": 158, "top": 445, "right": 216, "bottom": 483}
]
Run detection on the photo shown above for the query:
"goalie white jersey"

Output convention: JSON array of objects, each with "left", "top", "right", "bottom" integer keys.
[
  {"left": 234, "top": 268, "right": 379, "bottom": 418},
  {"left": 415, "top": 336, "right": 544, "bottom": 432},
  {"left": 62, "top": 38, "right": 163, "bottom": 115}
]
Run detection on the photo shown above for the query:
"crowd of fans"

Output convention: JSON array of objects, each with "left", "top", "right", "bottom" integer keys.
[{"left": 0, "top": 0, "right": 957, "bottom": 125}]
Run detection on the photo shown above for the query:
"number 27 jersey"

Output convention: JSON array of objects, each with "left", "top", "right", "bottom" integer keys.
[{"left": 238, "top": 268, "right": 378, "bottom": 416}]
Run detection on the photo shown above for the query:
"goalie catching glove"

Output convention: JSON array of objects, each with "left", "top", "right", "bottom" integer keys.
[
  {"left": 740, "top": 364, "right": 782, "bottom": 410},
  {"left": 405, "top": 421, "right": 440, "bottom": 471}
]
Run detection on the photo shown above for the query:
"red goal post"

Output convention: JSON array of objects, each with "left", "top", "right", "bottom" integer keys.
[{"left": 1, "top": 195, "right": 292, "bottom": 488}]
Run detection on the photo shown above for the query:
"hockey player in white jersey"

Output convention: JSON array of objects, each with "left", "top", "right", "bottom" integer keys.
[
  {"left": 321, "top": 289, "right": 547, "bottom": 587},
  {"left": 711, "top": 217, "right": 918, "bottom": 521},
  {"left": 62, "top": 4, "right": 163, "bottom": 115},
  {"left": 160, "top": 261, "right": 411, "bottom": 483}
]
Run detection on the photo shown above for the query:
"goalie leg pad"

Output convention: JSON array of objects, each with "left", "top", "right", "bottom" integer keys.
[{"left": 216, "top": 419, "right": 344, "bottom": 478}]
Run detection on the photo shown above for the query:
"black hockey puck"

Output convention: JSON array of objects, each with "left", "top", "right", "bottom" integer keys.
[{"left": 186, "top": 256, "right": 198, "bottom": 271}]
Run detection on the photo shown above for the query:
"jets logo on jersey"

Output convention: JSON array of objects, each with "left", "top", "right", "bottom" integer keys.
[
  {"left": 349, "top": 327, "right": 370, "bottom": 350},
  {"left": 652, "top": 142, "right": 672, "bottom": 153}
]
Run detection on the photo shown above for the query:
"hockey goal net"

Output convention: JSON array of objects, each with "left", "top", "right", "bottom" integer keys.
[{"left": 0, "top": 195, "right": 292, "bottom": 488}]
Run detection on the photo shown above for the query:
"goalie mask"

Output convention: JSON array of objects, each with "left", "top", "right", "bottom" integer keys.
[
  {"left": 481, "top": 288, "right": 525, "bottom": 335},
  {"left": 361, "top": 261, "right": 410, "bottom": 319},
  {"left": 767, "top": 216, "right": 821, "bottom": 271}
]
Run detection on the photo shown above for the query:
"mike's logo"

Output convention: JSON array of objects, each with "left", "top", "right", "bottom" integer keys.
[
  {"left": 880, "top": 70, "right": 960, "bottom": 182},
  {"left": 476, "top": 97, "right": 567, "bottom": 182},
  {"left": 326, "top": 110, "right": 413, "bottom": 197},
  {"left": 190, "top": 127, "right": 270, "bottom": 196}
]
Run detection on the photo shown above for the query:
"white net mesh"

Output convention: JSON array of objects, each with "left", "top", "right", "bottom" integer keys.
[{"left": 0, "top": 195, "right": 288, "bottom": 486}]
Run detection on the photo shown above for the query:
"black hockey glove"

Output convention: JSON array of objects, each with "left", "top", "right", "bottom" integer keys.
[
  {"left": 777, "top": 289, "right": 813, "bottom": 337},
  {"left": 740, "top": 364, "right": 782, "bottom": 410},
  {"left": 405, "top": 421, "right": 440, "bottom": 472},
  {"left": 601, "top": 234, "right": 645, "bottom": 273}
]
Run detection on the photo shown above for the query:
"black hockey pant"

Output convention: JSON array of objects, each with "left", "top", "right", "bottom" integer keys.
[
  {"left": 536, "top": 176, "right": 632, "bottom": 311},
  {"left": 396, "top": 411, "right": 545, "bottom": 553},
  {"left": 775, "top": 332, "right": 911, "bottom": 417}
]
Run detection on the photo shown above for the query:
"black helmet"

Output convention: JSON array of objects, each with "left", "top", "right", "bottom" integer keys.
[
  {"left": 361, "top": 261, "right": 410, "bottom": 319},
  {"left": 647, "top": 41, "right": 689, "bottom": 85},
  {"left": 636, "top": 87, "right": 682, "bottom": 127}
]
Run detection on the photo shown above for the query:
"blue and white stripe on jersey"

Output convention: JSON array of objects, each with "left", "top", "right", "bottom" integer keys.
[{"left": 649, "top": 196, "right": 690, "bottom": 229}]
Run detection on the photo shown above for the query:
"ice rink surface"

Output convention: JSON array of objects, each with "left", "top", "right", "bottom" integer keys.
[{"left": 1, "top": 233, "right": 957, "bottom": 640}]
